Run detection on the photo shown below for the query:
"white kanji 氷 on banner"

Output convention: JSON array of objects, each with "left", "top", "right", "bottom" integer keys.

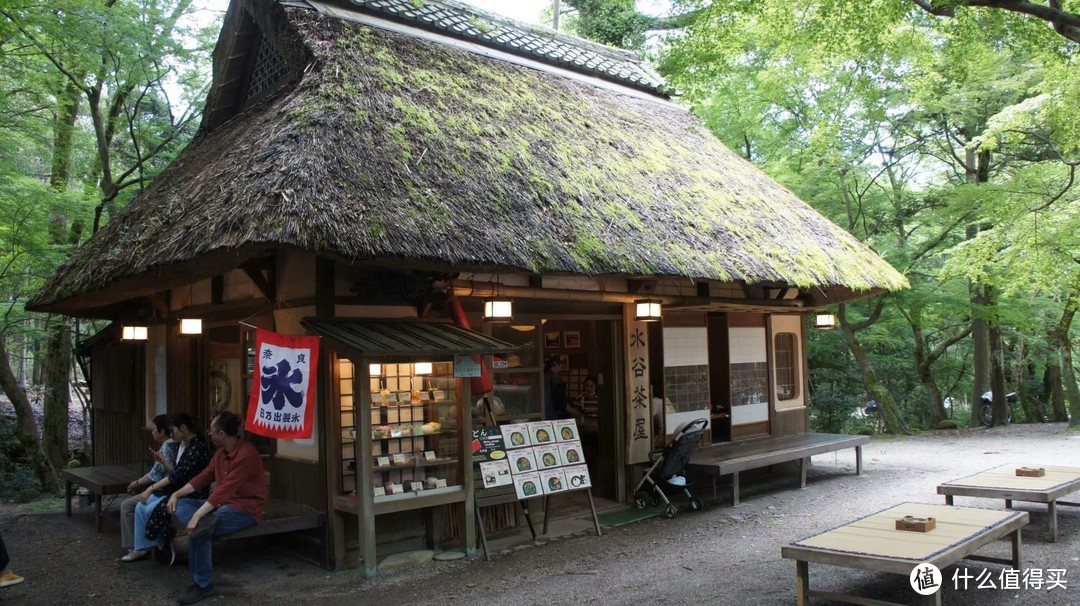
[{"left": 245, "top": 329, "right": 320, "bottom": 439}]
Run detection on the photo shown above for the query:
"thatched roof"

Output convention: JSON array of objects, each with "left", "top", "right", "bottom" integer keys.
[{"left": 29, "top": 0, "right": 907, "bottom": 314}]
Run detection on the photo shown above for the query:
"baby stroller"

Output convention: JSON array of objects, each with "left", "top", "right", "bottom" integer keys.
[{"left": 632, "top": 418, "right": 707, "bottom": 518}]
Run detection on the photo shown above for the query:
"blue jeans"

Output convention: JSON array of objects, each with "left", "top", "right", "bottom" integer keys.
[
  {"left": 174, "top": 498, "right": 255, "bottom": 587},
  {"left": 133, "top": 493, "right": 167, "bottom": 551}
]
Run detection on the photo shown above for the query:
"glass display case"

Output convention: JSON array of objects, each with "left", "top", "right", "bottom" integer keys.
[{"left": 338, "top": 359, "right": 460, "bottom": 501}]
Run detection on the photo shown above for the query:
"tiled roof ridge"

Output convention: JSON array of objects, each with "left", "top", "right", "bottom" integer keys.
[{"left": 342, "top": 0, "right": 671, "bottom": 96}]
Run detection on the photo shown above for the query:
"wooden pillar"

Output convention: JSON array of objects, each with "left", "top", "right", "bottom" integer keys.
[
  {"left": 356, "top": 359, "right": 377, "bottom": 578},
  {"left": 460, "top": 373, "right": 475, "bottom": 556},
  {"left": 315, "top": 257, "right": 342, "bottom": 569}
]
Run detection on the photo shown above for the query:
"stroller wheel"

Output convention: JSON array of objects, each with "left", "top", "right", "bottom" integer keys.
[
  {"left": 634, "top": 491, "right": 649, "bottom": 510},
  {"left": 651, "top": 493, "right": 663, "bottom": 507},
  {"left": 689, "top": 498, "right": 703, "bottom": 512},
  {"left": 665, "top": 504, "right": 678, "bottom": 519}
]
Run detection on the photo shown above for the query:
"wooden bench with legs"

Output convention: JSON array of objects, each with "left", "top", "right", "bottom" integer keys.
[
  {"left": 688, "top": 433, "right": 869, "bottom": 506},
  {"left": 937, "top": 464, "right": 1080, "bottom": 542},
  {"left": 61, "top": 463, "right": 144, "bottom": 532},
  {"left": 169, "top": 498, "right": 323, "bottom": 559}
]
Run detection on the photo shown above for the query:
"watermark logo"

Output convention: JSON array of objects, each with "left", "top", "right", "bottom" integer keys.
[{"left": 910, "top": 563, "right": 943, "bottom": 596}]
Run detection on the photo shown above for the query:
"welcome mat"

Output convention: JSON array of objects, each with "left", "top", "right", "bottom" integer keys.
[{"left": 597, "top": 508, "right": 660, "bottom": 527}]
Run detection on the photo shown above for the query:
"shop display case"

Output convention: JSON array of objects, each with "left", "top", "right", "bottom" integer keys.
[
  {"left": 338, "top": 360, "right": 461, "bottom": 502},
  {"left": 332, "top": 356, "right": 472, "bottom": 518}
]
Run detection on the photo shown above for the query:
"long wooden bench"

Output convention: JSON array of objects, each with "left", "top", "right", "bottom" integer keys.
[
  {"left": 171, "top": 497, "right": 323, "bottom": 541},
  {"left": 61, "top": 463, "right": 144, "bottom": 531},
  {"left": 687, "top": 432, "right": 868, "bottom": 506}
]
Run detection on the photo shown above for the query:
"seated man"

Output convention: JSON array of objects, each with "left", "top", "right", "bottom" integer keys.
[{"left": 167, "top": 411, "right": 266, "bottom": 605}]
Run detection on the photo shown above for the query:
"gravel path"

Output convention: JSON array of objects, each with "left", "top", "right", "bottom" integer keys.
[{"left": 2, "top": 423, "right": 1078, "bottom": 605}]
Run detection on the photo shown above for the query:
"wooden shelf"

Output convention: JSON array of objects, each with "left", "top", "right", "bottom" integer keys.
[
  {"left": 334, "top": 486, "right": 466, "bottom": 515},
  {"left": 371, "top": 429, "right": 456, "bottom": 440},
  {"left": 365, "top": 457, "right": 458, "bottom": 472}
]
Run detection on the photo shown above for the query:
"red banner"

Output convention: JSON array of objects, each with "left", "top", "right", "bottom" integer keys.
[{"left": 245, "top": 329, "right": 320, "bottom": 439}]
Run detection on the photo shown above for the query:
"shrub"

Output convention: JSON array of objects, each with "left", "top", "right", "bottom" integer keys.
[{"left": 936, "top": 419, "right": 959, "bottom": 430}]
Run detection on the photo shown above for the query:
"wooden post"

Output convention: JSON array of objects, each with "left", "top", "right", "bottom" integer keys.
[
  {"left": 315, "top": 257, "right": 342, "bottom": 569},
  {"left": 322, "top": 348, "right": 345, "bottom": 570},
  {"left": 460, "top": 374, "right": 475, "bottom": 556},
  {"left": 356, "top": 359, "right": 377, "bottom": 578},
  {"left": 1047, "top": 500, "right": 1057, "bottom": 543},
  {"left": 795, "top": 560, "right": 809, "bottom": 606}
]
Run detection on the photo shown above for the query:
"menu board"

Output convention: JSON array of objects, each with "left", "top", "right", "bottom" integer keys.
[
  {"left": 552, "top": 419, "right": 579, "bottom": 442},
  {"left": 528, "top": 421, "right": 555, "bottom": 445},
  {"left": 513, "top": 471, "right": 542, "bottom": 499},
  {"left": 539, "top": 469, "right": 568, "bottom": 494},
  {"left": 564, "top": 465, "right": 591, "bottom": 489},
  {"left": 533, "top": 444, "right": 562, "bottom": 470},
  {"left": 471, "top": 427, "right": 507, "bottom": 463},
  {"left": 480, "top": 459, "right": 513, "bottom": 488},
  {"left": 489, "top": 420, "right": 592, "bottom": 498},
  {"left": 501, "top": 423, "right": 532, "bottom": 449},
  {"left": 510, "top": 449, "right": 538, "bottom": 474}
]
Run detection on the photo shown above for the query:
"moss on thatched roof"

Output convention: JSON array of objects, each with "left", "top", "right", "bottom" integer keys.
[{"left": 30, "top": 4, "right": 906, "bottom": 312}]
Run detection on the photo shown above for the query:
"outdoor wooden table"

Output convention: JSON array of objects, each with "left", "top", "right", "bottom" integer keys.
[
  {"left": 781, "top": 502, "right": 1028, "bottom": 606},
  {"left": 937, "top": 464, "right": 1080, "bottom": 542},
  {"left": 61, "top": 463, "right": 143, "bottom": 532}
]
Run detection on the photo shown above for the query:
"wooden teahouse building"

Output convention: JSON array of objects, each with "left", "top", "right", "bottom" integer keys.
[{"left": 29, "top": 0, "right": 907, "bottom": 575}]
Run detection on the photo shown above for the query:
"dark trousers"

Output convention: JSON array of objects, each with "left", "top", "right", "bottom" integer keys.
[{"left": 0, "top": 532, "right": 9, "bottom": 570}]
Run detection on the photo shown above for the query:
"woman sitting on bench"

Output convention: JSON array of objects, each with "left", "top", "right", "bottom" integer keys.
[{"left": 122, "top": 412, "right": 210, "bottom": 563}]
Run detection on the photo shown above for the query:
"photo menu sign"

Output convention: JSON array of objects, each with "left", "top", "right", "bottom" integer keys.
[{"left": 475, "top": 419, "right": 592, "bottom": 499}]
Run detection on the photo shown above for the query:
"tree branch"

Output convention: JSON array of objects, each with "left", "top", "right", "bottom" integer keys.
[{"left": 909, "top": 0, "right": 1080, "bottom": 43}]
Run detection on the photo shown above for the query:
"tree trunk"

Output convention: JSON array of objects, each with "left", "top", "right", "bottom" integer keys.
[
  {"left": 43, "top": 320, "right": 72, "bottom": 472},
  {"left": 914, "top": 340, "right": 947, "bottom": 422},
  {"left": 965, "top": 145, "right": 992, "bottom": 429},
  {"left": 839, "top": 314, "right": 905, "bottom": 433},
  {"left": 1045, "top": 363, "right": 1069, "bottom": 422},
  {"left": 0, "top": 333, "right": 59, "bottom": 492},
  {"left": 1056, "top": 292, "right": 1080, "bottom": 427},
  {"left": 988, "top": 322, "right": 1009, "bottom": 426},
  {"left": 969, "top": 255, "right": 990, "bottom": 427},
  {"left": 50, "top": 79, "right": 81, "bottom": 190},
  {"left": 1018, "top": 360, "right": 1042, "bottom": 423}
]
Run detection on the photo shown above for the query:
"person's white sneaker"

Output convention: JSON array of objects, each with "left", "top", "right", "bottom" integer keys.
[{"left": 120, "top": 549, "right": 148, "bottom": 562}]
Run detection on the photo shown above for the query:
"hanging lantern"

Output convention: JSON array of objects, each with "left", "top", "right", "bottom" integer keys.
[
  {"left": 179, "top": 318, "right": 203, "bottom": 335},
  {"left": 121, "top": 325, "right": 149, "bottom": 341},
  {"left": 634, "top": 299, "right": 662, "bottom": 322},
  {"left": 483, "top": 297, "right": 513, "bottom": 323},
  {"left": 815, "top": 312, "right": 836, "bottom": 330}
]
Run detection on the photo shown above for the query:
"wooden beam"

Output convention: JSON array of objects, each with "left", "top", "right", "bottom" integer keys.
[
  {"left": 211, "top": 276, "right": 224, "bottom": 305},
  {"left": 242, "top": 259, "right": 276, "bottom": 302}
]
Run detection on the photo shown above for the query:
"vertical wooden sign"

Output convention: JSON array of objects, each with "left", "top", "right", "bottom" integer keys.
[{"left": 625, "top": 306, "right": 651, "bottom": 464}]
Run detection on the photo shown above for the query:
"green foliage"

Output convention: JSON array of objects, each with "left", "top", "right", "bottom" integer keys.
[
  {"left": 609, "top": 0, "right": 1080, "bottom": 429},
  {"left": 936, "top": 419, "right": 959, "bottom": 430}
]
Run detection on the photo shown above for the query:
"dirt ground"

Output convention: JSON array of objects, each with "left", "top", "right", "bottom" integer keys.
[{"left": 2, "top": 423, "right": 1079, "bottom": 606}]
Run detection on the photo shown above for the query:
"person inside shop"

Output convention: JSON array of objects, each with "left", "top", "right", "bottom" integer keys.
[
  {"left": 168, "top": 411, "right": 267, "bottom": 605},
  {"left": 120, "top": 414, "right": 177, "bottom": 558},
  {"left": 123, "top": 412, "right": 211, "bottom": 563},
  {"left": 570, "top": 375, "right": 601, "bottom": 434},
  {"left": 544, "top": 355, "right": 575, "bottom": 421}
]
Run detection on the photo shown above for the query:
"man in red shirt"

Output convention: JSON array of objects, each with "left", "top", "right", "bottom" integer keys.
[{"left": 167, "top": 411, "right": 266, "bottom": 605}]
